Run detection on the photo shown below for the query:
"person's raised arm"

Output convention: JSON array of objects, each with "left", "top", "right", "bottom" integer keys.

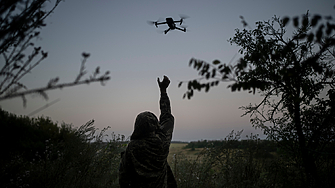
[{"left": 157, "top": 76, "right": 174, "bottom": 139}]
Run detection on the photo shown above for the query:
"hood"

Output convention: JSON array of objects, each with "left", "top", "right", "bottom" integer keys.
[{"left": 130, "top": 111, "right": 159, "bottom": 140}]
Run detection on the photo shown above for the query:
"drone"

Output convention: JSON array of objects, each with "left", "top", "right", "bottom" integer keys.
[{"left": 148, "top": 15, "right": 189, "bottom": 34}]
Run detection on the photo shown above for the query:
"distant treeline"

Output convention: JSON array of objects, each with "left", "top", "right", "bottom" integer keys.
[
  {"left": 184, "top": 139, "right": 278, "bottom": 153},
  {"left": 171, "top": 141, "right": 189, "bottom": 144}
]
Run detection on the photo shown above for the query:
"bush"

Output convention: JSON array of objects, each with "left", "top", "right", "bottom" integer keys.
[{"left": 0, "top": 108, "right": 126, "bottom": 188}]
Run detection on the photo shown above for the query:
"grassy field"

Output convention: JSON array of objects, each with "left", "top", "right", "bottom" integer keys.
[{"left": 167, "top": 143, "right": 203, "bottom": 163}]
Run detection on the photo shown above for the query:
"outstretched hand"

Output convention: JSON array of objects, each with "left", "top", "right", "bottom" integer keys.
[{"left": 157, "top": 75, "right": 170, "bottom": 93}]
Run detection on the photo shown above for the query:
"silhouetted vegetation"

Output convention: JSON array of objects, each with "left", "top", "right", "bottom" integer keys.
[
  {"left": 0, "top": 0, "right": 110, "bottom": 106},
  {"left": 179, "top": 11, "right": 335, "bottom": 188},
  {"left": 171, "top": 131, "right": 335, "bottom": 188},
  {"left": 184, "top": 135, "right": 278, "bottom": 154},
  {"left": 2, "top": 107, "right": 334, "bottom": 188},
  {"left": 0, "top": 108, "right": 126, "bottom": 188}
]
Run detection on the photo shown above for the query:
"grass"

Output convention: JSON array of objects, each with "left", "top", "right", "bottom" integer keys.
[{"left": 168, "top": 143, "right": 202, "bottom": 164}]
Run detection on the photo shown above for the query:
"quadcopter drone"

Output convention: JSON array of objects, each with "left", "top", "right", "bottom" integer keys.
[{"left": 148, "top": 15, "right": 189, "bottom": 34}]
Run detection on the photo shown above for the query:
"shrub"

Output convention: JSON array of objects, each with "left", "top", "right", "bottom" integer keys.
[{"left": 0, "top": 108, "right": 126, "bottom": 188}]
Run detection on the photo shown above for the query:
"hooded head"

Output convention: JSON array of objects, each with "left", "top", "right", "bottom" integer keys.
[{"left": 130, "top": 111, "right": 159, "bottom": 140}]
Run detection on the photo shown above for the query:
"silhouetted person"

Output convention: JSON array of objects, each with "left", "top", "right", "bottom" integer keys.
[{"left": 119, "top": 75, "right": 177, "bottom": 188}]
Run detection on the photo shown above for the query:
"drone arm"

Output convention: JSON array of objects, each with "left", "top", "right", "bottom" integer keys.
[
  {"left": 175, "top": 27, "right": 186, "bottom": 32},
  {"left": 164, "top": 28, "right": 171, "bottom": 34},
  {"left": 173, "top": 19, "right": 183, "bottom": 25},
  {"left": 156, "top": 22, "right": 167, "bottom": 26}
]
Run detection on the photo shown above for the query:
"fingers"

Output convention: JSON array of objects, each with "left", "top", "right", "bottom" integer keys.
[
  {"left": 158, "top": 75, "right": 170, "bottom": 85},
  {"left": 163, "top": 75, "right": 169, "bottom": 82},
  {"left": 157, "top": 77, "right": 162, "bottom": 88}
]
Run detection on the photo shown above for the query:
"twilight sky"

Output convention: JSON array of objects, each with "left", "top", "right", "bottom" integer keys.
[{"left": 1, "top": 0, "right": 334, "bottom": 141}]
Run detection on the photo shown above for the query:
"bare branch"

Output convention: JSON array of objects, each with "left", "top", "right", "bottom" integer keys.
[{"left": 0, "top": 74, "right": 110, "bottom": 102}]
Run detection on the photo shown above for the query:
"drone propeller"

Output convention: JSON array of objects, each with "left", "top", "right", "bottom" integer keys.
[
  {"left": 179, "top": 14, "right": 189, "bottom": 20},
  {"left": 147, "top": 20, "right": 158, "bottom": 27},
  {"left": 179, "top": 14, "right": 189, "bottom": 25},
  {"left": 147, "top": 18, "right": 163, "bottom": 28}
]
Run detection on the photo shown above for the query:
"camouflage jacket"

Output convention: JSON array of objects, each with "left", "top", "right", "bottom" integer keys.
[{"left": 119, "top": 93, "right": 177, "bottom": 188}]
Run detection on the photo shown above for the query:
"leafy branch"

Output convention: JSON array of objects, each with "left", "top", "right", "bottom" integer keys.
[
  {"left": 180, "top": 13, "right": 335, "bottom": 102},
  {"left": 178, "top": 57, "right": 239, "bottom": 99}
]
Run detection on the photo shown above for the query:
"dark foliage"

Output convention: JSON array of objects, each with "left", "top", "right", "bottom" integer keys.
[
  {"left": 0, "top": 108, "right": 126, "bottom": 188},
  {"left": 179, "top": 11, "right": 335, "bottom": 188},
  {"left": 184, "top": 137, "right": 278, "bottom": 154}
]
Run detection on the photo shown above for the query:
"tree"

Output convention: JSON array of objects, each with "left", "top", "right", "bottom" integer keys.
[
  {"left": 0, "top": 0, "right": 110, "bottom": 107},
  {"left": 179, "top": 12, "right": 335, "bottom": 187}
]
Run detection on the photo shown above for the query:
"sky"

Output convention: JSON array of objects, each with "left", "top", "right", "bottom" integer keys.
[{"left": 0, "top": 0, "right": 334, "bottom": 141}]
